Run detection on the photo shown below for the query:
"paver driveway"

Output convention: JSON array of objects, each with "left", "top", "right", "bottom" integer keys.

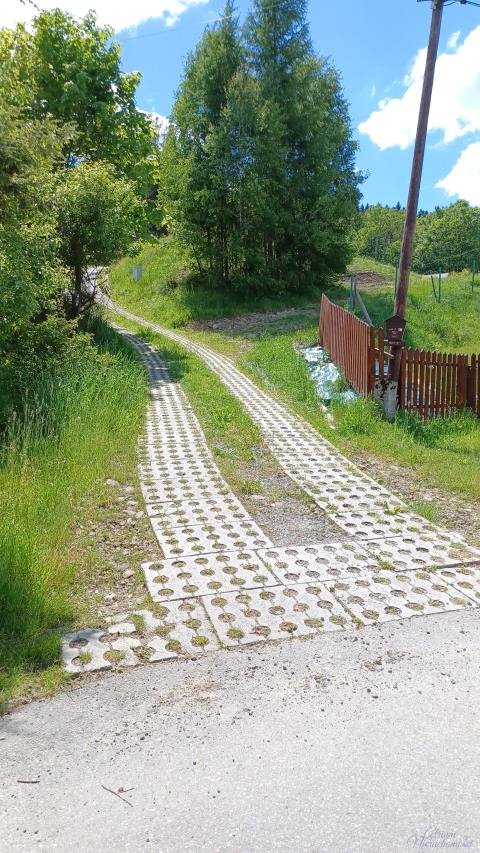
[{"left": 62, "top": 307, "right": 480, "bottom": 673}]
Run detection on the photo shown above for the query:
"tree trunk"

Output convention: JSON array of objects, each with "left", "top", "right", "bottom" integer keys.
[{"left": 71, "top": 264, "right": 83, "bottom": 319}]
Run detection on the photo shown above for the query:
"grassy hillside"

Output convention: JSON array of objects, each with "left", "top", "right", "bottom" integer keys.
[
  {"left": 109, "top": 237, "right": 324, "bottom": 328},
  {"left": 111, "top": 239, "right": 480, "bottom": 354},
  {"left": 347, "top": 256, "right": 480, "bottom": 354}
]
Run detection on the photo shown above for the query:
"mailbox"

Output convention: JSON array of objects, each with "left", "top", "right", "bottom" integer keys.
[{"left": 385, "top": 314, "right": 406, "bottom": 345}]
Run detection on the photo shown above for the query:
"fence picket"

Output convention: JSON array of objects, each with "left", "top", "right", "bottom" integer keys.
[
  {"left": 378, "top": 328, "right": 385, "bottom": 382},
  {"left": 442, "top": 352, "right": 447, "bottom": 414},
  {"left": 474, "top": 355, "right": 480, "bottom": 414},
  {"left": 418, "top": 351, "right": 426, "bottom": 416},
  {"left": 436, "top": 352, "right": 442, "bottom": 416}
]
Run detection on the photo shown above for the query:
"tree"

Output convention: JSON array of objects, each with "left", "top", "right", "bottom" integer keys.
[
  {"left": 413, "top": 200, "right": 480, "bottom": 273},
  {"left": 239, "top": 0, "right": 361, "bottom": 288},
  {"left": 0, "top": 11, "right": 156, "bottom": 195},
  {"left": 161, "top": 1, "right": 242, "bottom": 280},
  {"left": 355, "top": 205, "right": 405, "bottom": 264},
  {"left": 161, "top": 0, "right": 361, "bottom": 292},
  {"left": 55, "top": 162, "right": 146, "bottom": 317},
  {"left": 0, "top": 95, "right": 74, "bottom": 420},
  {"left": 0, "top": 13, "right": 151, "bottom": 422}
]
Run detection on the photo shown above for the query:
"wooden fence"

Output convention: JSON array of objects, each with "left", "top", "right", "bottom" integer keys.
[
  {"left": 318, "top": 295, "right": 480, "bottom": 419},
  {"left": 318, "top": 294, "right": 374, "bottom": 396}
]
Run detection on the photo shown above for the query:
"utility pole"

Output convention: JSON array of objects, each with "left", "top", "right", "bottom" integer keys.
[{"left": 391, "top": 0, "right": 444, "bottom": 380}]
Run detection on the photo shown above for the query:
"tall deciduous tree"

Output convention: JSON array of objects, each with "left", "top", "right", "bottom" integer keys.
[
  {"left": 355, "top": 204, "right": 405, "bottom": 264},
  {"left": 55, "top": 161, "right": 146, "bottom": 318},
  {"left": 0, "top": 95, "right": 74, "bottom": 418},
  {"left": 413, "top": 201, "right": 480, "bottom": 273},
  {"left": 0, "top": 11, "right": 156, "bottom": 195}
]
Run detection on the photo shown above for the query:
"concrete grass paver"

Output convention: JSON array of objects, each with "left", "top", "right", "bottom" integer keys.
[
  {"left": 202, "top": 583, "right": 352, "bottom": 646},
  {"left": 330, "top": 572, "right": 475, "bottom": 625},
  {"left": 150, "top": 517, "right": 271, "bottom": 558},
  {"left": 61, "top": 315, "right": 480, "bottom": 675},
  {"left": 364, "top": 532, "right": 480, "bottom": 570},
  {"left": 257, "top": 542, "right": 382, "bottom": 584},
  {"left": 142, "top": 550, "right": 279, "bottom": 601},
  {"left": 144, "top": 495, "right": 251, "bottom": 525},
  {"left": 434, "top": 565, "right": 480, "bottom": 604}
]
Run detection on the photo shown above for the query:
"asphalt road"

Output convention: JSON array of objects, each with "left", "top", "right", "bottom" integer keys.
[{"left": 2, "top": 610, "right": 479, "bottom": 853}]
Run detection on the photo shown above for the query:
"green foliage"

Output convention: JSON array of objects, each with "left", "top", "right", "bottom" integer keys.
[
  {"left": 109, "top": 236, "right": 322, "bottom": 327},
  {"left": 0, "top": 93, "right": 74, "bottom": 422},
  {"left": 0, "top": 319, "right": 148, "bottom": 706},
  {"left": 414, "top": 201, "right": 480, "bottom": 273},
  {"left": 355, "top": 204, "right": 404, "bottom": 265},
  {"left": 56, "top": 161, "right": 146, "bottom": 316},
  {"left": 356, "top": 201, "right": 480, "bottom": 273},
  {"left": 334, "top": 397, "right": 384, "bottom": 436},
  {"left": 0, "top": 10, "right": 152, "bottom": 418},
  {"left": 0, "top": 11, "right": 156, "bottom": 193},
  {"left": 243, "top": 0, "right": 360, "bottom": 287},
  {"left": 158, "top": 0, "right": 360, "bottom": 293},
  {"left": 160, "top": 2, "right": 242, "bottom": 279},
  {"left": 241, "top": 331, "right": 328, "bottom": 415}
]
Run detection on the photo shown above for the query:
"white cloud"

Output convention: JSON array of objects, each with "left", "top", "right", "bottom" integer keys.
[
  {"left": 0, "top": 0, "right": 209, "bottom": 34},
  {"left": 141, "top": 110, "right": 170, "bottom": 143},
  {"left": 359, "top": 26, "right": 480, "bottom": 150},
  {"left": 447, "top": 30, "right": 461, "bottom": 50},
  {"left": 436, "top": 142, "right": 480, "bottom": 205}
]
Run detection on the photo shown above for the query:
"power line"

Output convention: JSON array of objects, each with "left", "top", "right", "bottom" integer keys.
[
  {"left": 18, "top": 0, "right": 43, "bottom": 11},
  {"left": 417, "top": 0, "right": 480, "bottom": 7},
  {"left": 116, "top": 12, "right": 224, "bottom": 43}
]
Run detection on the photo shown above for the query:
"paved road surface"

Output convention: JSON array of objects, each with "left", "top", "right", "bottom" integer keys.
[{"left": 2, "top": 609, "right": 479, "bottom": 852}]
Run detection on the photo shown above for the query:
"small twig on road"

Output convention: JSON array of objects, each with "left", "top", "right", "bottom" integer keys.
[
  {"left": 101, "top": 784, "right": 134, "bottom": 806},
  {"left": 17, "top": 779, "right": 40, "bottom": 784}
]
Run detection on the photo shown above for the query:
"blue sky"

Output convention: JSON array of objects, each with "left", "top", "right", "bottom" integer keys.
[{"left": 4, "top": 0, "right": 480, "bottom": 209}]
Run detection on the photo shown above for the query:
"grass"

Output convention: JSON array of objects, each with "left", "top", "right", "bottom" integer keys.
[
  {"left": 109, "top": 240, "right": 480, "bottom": 508},
  {"left": 347, "top": 255, "right": 480, "bottom": 354},
  {"left": 109, "top": 236, "right": 323, "bottom": 328},
  {"left": 0, "top": 316, "right": 148, "bottom": 709}
]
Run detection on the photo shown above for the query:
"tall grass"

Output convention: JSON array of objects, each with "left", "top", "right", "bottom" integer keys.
[
  {"left": 0, "top": 317, "right": 147, "bottom": 705},
  {"left": 347, "top": 256, "right": 480, "bottom": 355},
  {"left": 109, "top": 236, "right": 322, "bottom": 328}
]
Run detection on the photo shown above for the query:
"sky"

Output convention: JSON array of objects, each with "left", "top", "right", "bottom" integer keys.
[{"left": 3, "top": 0, "right": 480, "bottom": 209}]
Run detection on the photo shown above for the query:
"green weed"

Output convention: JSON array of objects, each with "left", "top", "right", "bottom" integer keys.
[{"left": 0, "top": 317, "right": 148, "bottom": 709}]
